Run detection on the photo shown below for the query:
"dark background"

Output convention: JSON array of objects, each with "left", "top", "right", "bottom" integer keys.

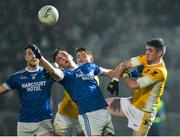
[{"left": 0, "top": 0, "right": 180, "bottom": 135}]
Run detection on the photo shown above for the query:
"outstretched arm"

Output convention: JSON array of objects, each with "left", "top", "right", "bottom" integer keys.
[
  {"left": 0, "top": 84, "right": 8, "bottom": 95},
  {"left": 100, "top": 68, "right": 114, "bottom": 78},
  {"left": 106, "top": 62, "right": 126, "bottom": 96},
  {"left": 113, "top": 58, "right": 134, "bottom": 78},
  {"left": 28, "top": 43, "right": 64, "bottom": 81},
  {"left": 107, "top": 58, "right": 137, "bottom": 95}
]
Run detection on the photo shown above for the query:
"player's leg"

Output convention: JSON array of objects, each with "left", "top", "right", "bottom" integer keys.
[
  {"left": 53, "top": 112, "right": 73, "bottom": 135},
  {"left": 54, "top": 113, "right": 84, "bottom": 136},
  {"left": 53, "top": 112, "right": 84, "bottom": 136},
  {"left": 78, "top": 109, "right": 115, "bottom": 136},
  {"left": 78, "top": 112, "right": 98, "bottom": 136},
  {"left": 36, "top": 119, "right": 55, "bottom": 136},
  {"left": 70, "top": 118, "right": 84, "bottom": 136},
  {"left": 119, "top": 97, "right": 156, "bottom": 136},
  {"left": 102, "top": 110, "right": 115, "bottom": 136},
  {"left": 133, "top": 124, "right": 150, "bottom": 136},
  {"left": 17, "top": 122, "right": 37, "bottom": 136},
  {"left": 106, "top": 97, "right": 125, "bottom": 117},
  {"left": 133, "top": 130, "right": 148, "bottom": 136},
  {"left": 132, "top": 111, "right": 156, "bottom": 136}
]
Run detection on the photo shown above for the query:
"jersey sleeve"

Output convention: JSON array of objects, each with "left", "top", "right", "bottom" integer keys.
[
  {"left": 4, "top": 75, "right": 17, "bottom": 90},
  {"left": 60, "top": 70, "right": 73, "bottom": 82},
  {"left": 93, "top": 64, "right": 101, "bottom": 75},
  {"left": 131, "top": 54, "right": 146, "bottom": 67},
  {"left": 137, "top": 69, "right": 164, "bottom": 89}
]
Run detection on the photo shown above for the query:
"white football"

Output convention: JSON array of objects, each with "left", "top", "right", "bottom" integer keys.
[{"left": 38, "top": 5, "right": 59, "bottom": 26}]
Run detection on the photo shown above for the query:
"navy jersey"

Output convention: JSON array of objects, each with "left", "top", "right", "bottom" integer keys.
[
  {"left": 4, "top": 66, "right": 55, "bottom": 122},
  {"left": 59, "top": 62, "right": 107, "bottom": 114}
]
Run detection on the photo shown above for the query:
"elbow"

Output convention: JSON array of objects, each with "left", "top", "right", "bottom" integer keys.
[
  {"left": 122, "top": 59, "right": 131, "bottom": 69},
  {"left": 53, "top": 69, "right": 63, "bottom": 81},
  {"left": 121, "top": 62, "right": 127, "bottom": 69},
  {"left": 52, "top": 72, "right": 61, "bottom": 81},
  {"left": 53, "top": 74, "right": 61, "bottom": 81}
]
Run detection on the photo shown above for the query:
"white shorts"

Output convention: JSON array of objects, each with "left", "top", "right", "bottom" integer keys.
[
  {"left": 53, "top": 112, "right": 83, "bottom": 136},
  {"left": 78, "top": 109, "right": 115, "bottom": 136},
  {"left": 121, "top": 97, "right": 156, "bottom": 133},
  {"left": 17, "top": 119, "right": 54, "bottom": 136}
]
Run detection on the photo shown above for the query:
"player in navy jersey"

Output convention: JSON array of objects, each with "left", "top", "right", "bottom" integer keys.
[
  {"left": 28, "top": 44, "right": 115, "bottom": 136},
  {"left": 0, "top": 45, "right": 56, "bottom": 136},
  {"left": 52, "top": 49, "right": 84, "bottom": 136}
]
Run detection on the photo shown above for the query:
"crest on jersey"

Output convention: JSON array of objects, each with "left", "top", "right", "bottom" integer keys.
[
  {"left": 31, "top": 73, "right": 37, "bottom": 80},
  {"left": 151, "top": 71, "right": 158, "bottom": 76}
]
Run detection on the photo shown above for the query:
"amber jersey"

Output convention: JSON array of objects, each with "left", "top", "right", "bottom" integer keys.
[
  {"left": 58, "top": 76, "right": 100, "bottom": 119},
  {"left": 130, "top": 54, "right": 167, "bottom": 112}
]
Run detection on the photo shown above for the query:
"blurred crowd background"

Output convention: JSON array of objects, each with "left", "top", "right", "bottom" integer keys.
[{"left": 0, "top": 0, "right": 180, "bottom": 135}]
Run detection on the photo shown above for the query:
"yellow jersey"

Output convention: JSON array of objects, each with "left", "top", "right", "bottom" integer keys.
[
  {"left": 58, "top": 76, "right": 100, "bottom": 119},
  {"left": 130, "top": 54, "right": 167, "bottom": 112}
]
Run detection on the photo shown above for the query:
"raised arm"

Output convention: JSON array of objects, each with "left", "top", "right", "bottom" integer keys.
[
  {"left": 40, "top": 56, "right": 64, "bottom": 81},
  {"left": 28, "top": 43, "right": 64, "bottom": 81}
]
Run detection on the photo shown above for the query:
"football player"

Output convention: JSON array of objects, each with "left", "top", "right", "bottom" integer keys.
[
  {"left": 28, "top": 45, "right": 115, "bottom": 136},
  {"left": 107, "top": 38, "right": 167, "bottom": 136},
  {"left": 0, "top": 44, "right": 56, "bottom": 136},
  {"left": 52, "top": 50, "right": 84, "bottom": 136}
]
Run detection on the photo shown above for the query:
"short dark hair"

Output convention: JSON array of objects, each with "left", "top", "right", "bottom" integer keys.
[
  {"left": 146, "top": 38, "right": 166, "bottom": 53},
  {"left": 52, "top": 49, "right": 61, "bottom": 61},
  {"left": 24, "top": 42, "right": 38, "bottom": 51},
  {"left": 24, "top": 42, "right": 32, "bottom": 51},
  {"left": 76, "top": 47, "right": 93, "bottom": 55}
]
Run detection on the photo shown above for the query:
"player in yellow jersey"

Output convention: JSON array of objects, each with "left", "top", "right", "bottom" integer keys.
[
  {"left": 52, "top": 49, "right": 84, "bottom": 136},
  {"left": 106, "top": 38, "right": 167, "bottom": 136}
]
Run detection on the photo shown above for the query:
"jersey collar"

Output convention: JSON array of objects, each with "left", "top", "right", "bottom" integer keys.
[{"left": 25, "top": 66, "right": 40, "bottom": 72}]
